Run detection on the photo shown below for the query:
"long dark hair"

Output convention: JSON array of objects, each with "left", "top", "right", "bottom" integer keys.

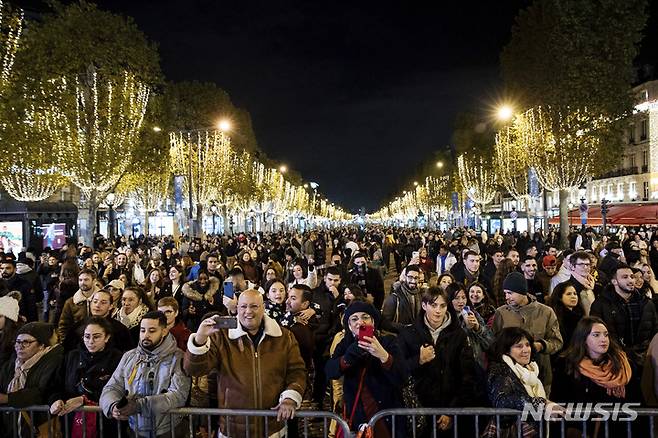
[
  {"left": 561, "top": 317, "right": 625, "bottom": 378},
  {"left": 550, "top": 282, "right": 584, "bottom": 320},
  {"left": 445, "top": 282, "right": 473, "bottom": 310}
]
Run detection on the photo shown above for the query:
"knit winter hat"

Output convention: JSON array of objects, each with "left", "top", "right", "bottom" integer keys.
[
  {"left": 502, "top": 271, "right": 528, "bottom": 295},
  {"left": 0, "top": 295, "right": 19, "bottom": 322},
  {"left": 17, "top": 322, "right": 54, "bottom": 345},
  {"left": 343, "top": 300, "right": 381, "bottom": 329}
]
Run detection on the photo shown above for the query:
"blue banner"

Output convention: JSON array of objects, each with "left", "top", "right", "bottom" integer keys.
[
  {"left": 528, "top": 167, "right": 540, "bottom": 198},
  {"left": 174, "top": 176, "right": 184, "bottom": 207},
  {"left": 451, "top": 192, "right": 459, "bottom": 211}
]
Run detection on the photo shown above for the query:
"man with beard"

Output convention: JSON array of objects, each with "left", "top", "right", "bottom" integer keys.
[
  {"left": 347, "top": 253, "right": 384, "bottom": 309},
  {"left": 100, "top": 311, "right": 190, "bottom": 438},
  {"left": 381, "top": 264, "right": 423, "bottom": 333},
  {"left": 103, "top": 253, "right": 133, "bottom": 285},
  {"left": 521, "top": 255, "right": 547, "bottom": 303},
  {"left": 536, "top": 255, "right": 558, "bottom": 295},
  {"left": 1, "top": 259, "right": 37, "bottom": 321},
  {"left": 591, "top": 264, "right": 658, "bottom": 367},
  {"left": 57, "top": 269, "right": 101, "bottom": 344}
]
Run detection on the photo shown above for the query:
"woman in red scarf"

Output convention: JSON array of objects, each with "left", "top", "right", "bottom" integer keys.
[{"left": 552, "top": 316, "right": 634, "bottom": 437}]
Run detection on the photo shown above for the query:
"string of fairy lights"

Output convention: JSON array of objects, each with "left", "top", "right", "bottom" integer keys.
[
  {"left": 168, "top": 130, "right": 349, "bottom": 222},
  {"left": 0, "top": 6, "right": 348, "bottom": 225}
]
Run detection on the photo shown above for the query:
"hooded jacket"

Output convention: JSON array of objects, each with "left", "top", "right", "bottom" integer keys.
[
  {"left": 99, "top": 334, "right": 190, "bottom": 437},
  {"left": 398, "top": 310, "right": 479, "bottom": 408},
  {"left": 492, "top": 294, "right": 563, "bottom": 390},
  {"left": 184, "top": 314, "right": 306, "bottom": 437}
]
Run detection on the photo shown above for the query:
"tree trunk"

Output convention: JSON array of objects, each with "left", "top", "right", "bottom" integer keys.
[
  {"left": 543, "top": 190, "right": 549, "bottom": 235},
  {"left": 195, "top": 202, "right": 204, "bottom": 238},
  {"left": 525, "top": 198, "right": 532, "bottom": 234},
  {"left": 86, "top": 190, "right": 99, "bottom": 248},
  {"left": 559, "top": 189, "right": 569, "bottom": 249},
  {"left": 144, "top": 210, "right": 150, "bottom": 236}
]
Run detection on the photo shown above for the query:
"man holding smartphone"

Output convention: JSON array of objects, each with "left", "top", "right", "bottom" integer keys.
[{"left": 185, "top": 289, "right": 306, "bottom": 437}]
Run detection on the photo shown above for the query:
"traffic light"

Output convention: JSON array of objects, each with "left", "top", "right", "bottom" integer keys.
[{"left": 601, "top": 199, "right": 609, "bottom": 216}]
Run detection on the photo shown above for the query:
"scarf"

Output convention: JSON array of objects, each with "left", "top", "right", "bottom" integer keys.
[
  {"left": 502, "top": 354, "right": 546, "bottom": 398},
  {"left": 7, "top": 345, "right": 54, "bottom": 393},
  {"left": 578, "top": 352, "right": 632, "bottom": 398},
  {"left": 116, "top": 304, "right": 148, "bottom": 329}
]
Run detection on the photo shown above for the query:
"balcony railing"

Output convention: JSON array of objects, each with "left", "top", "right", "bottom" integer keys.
[{"left": 593, "top": 166, "right": 640, "bottom": 180}]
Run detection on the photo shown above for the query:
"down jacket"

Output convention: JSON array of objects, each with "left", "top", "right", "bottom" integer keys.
[
  {"left": 184, "top": 314, "right": 306, "bottom": 437},
  {"left": 99, "top": 334, "right": 190, "bottom": 437}
]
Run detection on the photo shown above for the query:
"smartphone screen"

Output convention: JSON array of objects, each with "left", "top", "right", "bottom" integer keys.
[
  {"left": 223, "top": 281, "right": 235, "bottom": 299},
  {"left": 213, "top": 316, "right": 238, "bottom": 330},
  {"left": 358, "top": 325, "right": 374, "bottom": 342}
]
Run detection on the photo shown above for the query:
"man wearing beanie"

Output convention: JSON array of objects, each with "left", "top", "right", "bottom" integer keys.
[{"left": 493, "top": 271, "right": 562, "bottom": 395}]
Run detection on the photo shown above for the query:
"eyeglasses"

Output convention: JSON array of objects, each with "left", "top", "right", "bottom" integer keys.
[
  {"left": 349, "top": 314, "right": 373, "bottom": 323},
  {"left": 15, "top": 339, "right": 37, "bottom": 348}
]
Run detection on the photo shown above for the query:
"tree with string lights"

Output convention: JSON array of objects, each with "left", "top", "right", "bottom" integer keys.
[
  {"left": 494, "top": 116, "right": 532, "bottom": 229},
  {"left": 501, "top": 0, "right": 647, "bottom": 246},
  {"left": 4, "top": 3, "right": 161, "bottom": 245},
  {"left": 521, "top": 106, "right": 602, "bottom": 244},
  {"left": 457, "top": 153, "right": 497, "bottom": 211}
]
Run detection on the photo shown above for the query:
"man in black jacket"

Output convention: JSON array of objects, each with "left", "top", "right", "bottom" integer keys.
[
  {"left": 347, "top": 253, "right": 385, "bottom": 309},
  {"left": 591, "top": 263, "right": 658, "bottom": 366},
  {"left": 311, "top": 266, "right": 342, "bottom": 407}
]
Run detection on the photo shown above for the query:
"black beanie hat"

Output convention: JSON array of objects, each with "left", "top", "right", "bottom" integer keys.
[
  {"left": 502, "top": 271, "right": 528, "bottom": 295},
  {"left": 343, "top": 300, "right": 381, "bottom": 329},
  {"left": 17, "top": 322, "right": 54, "bottom": 346}
]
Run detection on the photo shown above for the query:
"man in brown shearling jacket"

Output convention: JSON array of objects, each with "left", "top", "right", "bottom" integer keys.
[{"left": 185, "top": 289, "right": 306, "bottom": 437}]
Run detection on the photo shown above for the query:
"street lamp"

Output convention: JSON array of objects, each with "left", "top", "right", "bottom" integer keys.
[
  {"left": 279, "top": 165, "right": 287, "bottom": 174},
  {"left": 496, "top": 105, "right": 514, "bottom": 122},
  {"left": 436, "top": 161, "right": 444, "bottom": 169},
  {"left": 217, "top": 119, "right": 231, "bottom": 132}
]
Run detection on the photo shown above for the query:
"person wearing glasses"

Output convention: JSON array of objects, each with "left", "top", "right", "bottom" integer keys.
[
  {"left": 50, "top": 317, "right": 123, "bottom": 437},
  {"left": 0, "top": 322, "right": 63, "bottom": 437},
  {"left": 381, "top": 265, "right": 423, "bottom": 334},
  {"left": 557, "top": 250, "right": 603, "bottom": 315}
]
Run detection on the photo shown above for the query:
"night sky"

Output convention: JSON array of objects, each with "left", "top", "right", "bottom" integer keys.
[{"left": 16, "top": 1, "right": 658, "bottom": 212}]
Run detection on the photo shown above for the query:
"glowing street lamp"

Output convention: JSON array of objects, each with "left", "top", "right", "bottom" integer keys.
[
  {"left": 279, "top": 165, "right": 287, "bottom": 173},
  {"left": 217, "top": 119, "right": 232, "bottom": 132},
  {"left": 152, "top": 126, "right": 162, "bottom": 133},
  {"left": 497, "top": 105, "right": 514, "bottom": 122},
  {"left": 436, "top": 161, "right": 444, "bottom": 169}
]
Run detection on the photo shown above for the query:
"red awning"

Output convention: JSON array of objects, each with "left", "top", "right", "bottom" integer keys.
[{"left": 548, "top": 203, "right": 658, "bottom": 226}]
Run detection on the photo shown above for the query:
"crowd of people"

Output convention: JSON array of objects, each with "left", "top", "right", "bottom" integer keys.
[{"left": 1, "top": 225, "right": 658, "bottom": 437}]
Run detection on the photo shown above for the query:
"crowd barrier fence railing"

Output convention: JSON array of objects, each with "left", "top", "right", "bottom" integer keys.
[
  {"left": 366, "top": 407, "right": 658, "bottom": 438},
  {"left": 0, "top": 405, "right": 352, "bottom": 438}
]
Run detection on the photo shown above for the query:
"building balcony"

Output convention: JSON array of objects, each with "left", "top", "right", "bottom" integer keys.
[{"left": 593, "top": 166, "right": 640, "bottom": 180}]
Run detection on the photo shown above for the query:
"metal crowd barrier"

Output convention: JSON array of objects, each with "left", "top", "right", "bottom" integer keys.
[
  {"left": 366, "top": 407, "right": 658, "bottom": 438},
  {"left": 0, "top": 405, "right": 351, "bottom": 438}
]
